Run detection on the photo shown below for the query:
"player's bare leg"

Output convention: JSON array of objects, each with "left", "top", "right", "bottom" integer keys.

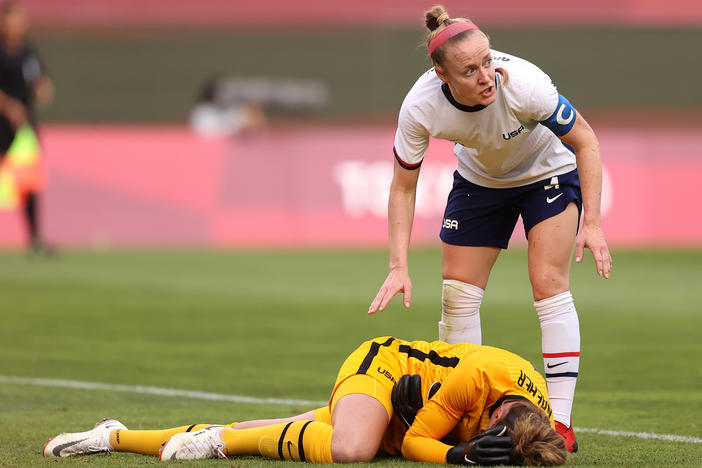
[
  {"left": 233, "top": 409, "right": 320, "bottom": 429},
  {"left": 528, "top": 201, "right": 580, "bottom": 452},
  {"left": 330, "top": 393, "right": 388, "bottom": 462}
]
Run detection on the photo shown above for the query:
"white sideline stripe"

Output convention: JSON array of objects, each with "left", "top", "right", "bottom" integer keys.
[
  {"left": 0, "top": 375, "right": 327, "bottom": 407},
  {"left": 574, "top": 427, "right": 702, "bottom": 444},
  {"left": 2, "top": 375, "right": 701, "bottom": 444}
]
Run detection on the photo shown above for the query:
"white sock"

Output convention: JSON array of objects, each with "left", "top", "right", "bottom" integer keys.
[
  {"left": 439, "top": 279, "right": 484, "bottom": 345},
  {"left": 535, "top": 291, "right": 580, "bottom": 427}
]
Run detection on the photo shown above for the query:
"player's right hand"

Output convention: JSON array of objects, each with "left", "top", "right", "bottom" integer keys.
[
  {"left": 368, "top": 268, "right": 412, "bottom": 314},
  {"left": 446, "top": 426, "right": 513, "bottom": 466}
]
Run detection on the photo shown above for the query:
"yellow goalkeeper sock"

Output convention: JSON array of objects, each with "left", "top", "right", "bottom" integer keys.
[
  {"left": 221, "top": 421, "right": 333, "bottom": 463},
  {"left": 110, "top": 423, "right": 235, "bottom": 456}
]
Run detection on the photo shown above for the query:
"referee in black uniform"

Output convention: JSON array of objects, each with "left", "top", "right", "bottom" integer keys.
[{"left": 0, "top": 1, "right": 53, "bottom": 253}]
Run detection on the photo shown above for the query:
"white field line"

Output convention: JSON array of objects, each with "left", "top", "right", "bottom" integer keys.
[
  {"left": 574, "top": 427, "right": 702, "bottom": 444},
  {"left": 0, "top": 375, "right": 326, "bottom": 407},
  {"left": 2, "top": 375, "right": 701, "bottom": 444}
]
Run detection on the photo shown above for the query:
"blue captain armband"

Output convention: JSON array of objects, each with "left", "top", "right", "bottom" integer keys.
[{"left": 540, "top": 94, "right": 577, "bottom": 137}]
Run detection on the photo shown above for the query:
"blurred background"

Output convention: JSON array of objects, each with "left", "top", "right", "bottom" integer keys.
[{"left": 1, "top": 0, "right": 701, "bottom": 249}]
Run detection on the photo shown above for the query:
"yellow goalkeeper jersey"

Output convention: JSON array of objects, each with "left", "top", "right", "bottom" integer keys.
[{"left": 331, "top": 336, "right": 553, "bottom": 463}]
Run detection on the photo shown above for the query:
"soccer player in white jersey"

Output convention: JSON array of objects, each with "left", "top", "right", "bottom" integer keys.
[{"left": 368, "top": 5, "right": 613, "bottom": 453}]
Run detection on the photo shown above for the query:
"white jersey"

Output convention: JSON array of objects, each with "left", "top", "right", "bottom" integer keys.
[{"left": 393, "top": 50, "right": 576, "bottom": 188}]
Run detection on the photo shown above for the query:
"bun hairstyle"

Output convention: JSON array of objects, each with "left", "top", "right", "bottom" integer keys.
[
  {"left": 424, "top": 5, "right": 484, "bottom": 66},
  {"left": 425, "top": 5, "right": 452, "bottom": 31}
]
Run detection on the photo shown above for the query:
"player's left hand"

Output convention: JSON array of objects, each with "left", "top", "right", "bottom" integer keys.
[
  {"left": 391, "top": 374, "right": 442, "bottom": 428},
  {"left": 576, "top": 222, "right": 612, "bottom": 279},
  {"left": 391, "top": 374, "right": 423, "bottom": 427}
]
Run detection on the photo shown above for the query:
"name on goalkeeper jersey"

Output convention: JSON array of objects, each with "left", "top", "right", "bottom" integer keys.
[{"left": 517, "top": 370, "right": 552, "bottom": 417}]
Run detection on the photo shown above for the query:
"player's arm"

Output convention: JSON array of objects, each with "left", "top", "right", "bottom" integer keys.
[
  {"left": 401, "top": 362, "right": 479, "bottom": 463},
  {"left": 368, "top": 159, "right": 421, "bottom": 314},
  {"left": 401, "top": 355, "right": 514, "bottom": 465},
  {"left": 0, "top": 90, "right": 27, "bottom": 129},
  {"left": 368, "top": 105, "right": 427, "bottom": 314},
  {"left": 539, "top": 93, "right": 611, "bottom": 279},
  {"left": 555, "top": 104, "right": 611, "bottom": 279},
  {"left": 401, "top": 391, "right": 461, "bottom": 463},
  {"left": 32, "top": 75, "right": 54, "bottom": 107},
  {"left": 23, "top": 48, "right": 54, "bottom": 107}
]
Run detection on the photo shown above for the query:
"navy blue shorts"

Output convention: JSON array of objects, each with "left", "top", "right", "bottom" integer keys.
[{"left": 440, "top": 169, "right": 582, "bottom": 249}]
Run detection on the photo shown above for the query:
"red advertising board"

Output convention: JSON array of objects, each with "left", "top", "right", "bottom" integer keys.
[
  {"left": 20, "top": 0, "right": 702, "bottom": 28},
  {"left": 0, "top": 124, "right": 700, "bottom": 248}
]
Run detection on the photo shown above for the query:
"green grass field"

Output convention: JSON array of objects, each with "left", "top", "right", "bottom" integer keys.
[{"left": 0, "top": 248, "right": 700, "bottom": 467}]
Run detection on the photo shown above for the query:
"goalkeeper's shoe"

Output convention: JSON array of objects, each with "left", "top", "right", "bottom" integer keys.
[
  {"left": 159, "top": 425, "right": 227, "bottom": 461},
  {"left": 555, "top": 421, "right": 578, "bottom": 453},
  {"left": 43, "top": 419, "right": 127, "bottom": 457}
]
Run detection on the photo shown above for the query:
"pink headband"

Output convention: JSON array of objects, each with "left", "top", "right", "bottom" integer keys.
[{"left": 428, "top": 22, "right": 480, "bottom": 55}]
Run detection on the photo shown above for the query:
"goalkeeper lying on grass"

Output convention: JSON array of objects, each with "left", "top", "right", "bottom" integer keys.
[{"left": 44, "top": 336, "right": 567, "bottom": 466}]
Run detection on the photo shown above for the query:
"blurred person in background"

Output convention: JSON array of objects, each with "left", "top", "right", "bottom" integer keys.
[
  {"left": 189, "top": 75, "right": 328, "bottom": 138},
  {"left": 369, "top": 5, "right": 613, "bottom": 453},
  {"left": 190, "top": 75, "right": 267, "bottom": 139},
  {"left": 0, "top": 1, "right": 54, "bottom": 254}
]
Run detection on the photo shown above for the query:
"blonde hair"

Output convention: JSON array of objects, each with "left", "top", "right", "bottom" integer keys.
[
  {"left": 424, "top": 5, "right": 484, "bottom": 66},
  {"left": 501, "top": 401, "right": 568, "bottom": 466}
]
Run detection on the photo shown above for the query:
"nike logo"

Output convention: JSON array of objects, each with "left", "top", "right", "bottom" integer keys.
[
  {"left": 465, "top": 455, "right": 478, "bottom": 464},
  {"left": 287, "top": 440, "right": 296, "bottom": 460},
  {"left": 546, "top": 362, "right": 568, "bottom": 369},
  {"left": 428, "top": 381, "right": 442, "bottom": 399},
  {"left": 546, "top": 193, "right": 563, "bottom": 203},
  {"left": 556, "top": 104, "right": 574, "bottom": 125},
  {"left": 52, "top": 438, "right": 89, "bottom": 457}
]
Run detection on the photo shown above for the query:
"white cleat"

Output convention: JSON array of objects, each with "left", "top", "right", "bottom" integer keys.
[
  {"left": 159, "top": 425, "right": 227, "bottom": 461},
  {"left": 43, "top": 418, "right": 127, "bottom": 457}
]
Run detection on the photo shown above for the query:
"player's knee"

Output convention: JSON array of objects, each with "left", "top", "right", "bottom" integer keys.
[
  {"left": 331, "top": 440, "right": 376, "bottom": 462},
  {"left": 530, "top": 271, "right": 569, "bottom": 301},
  {"left": 532, "top": 283, "right": 569, "bottom": 302}
]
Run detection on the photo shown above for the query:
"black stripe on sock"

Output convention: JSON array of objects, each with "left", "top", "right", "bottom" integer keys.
[
  {"left": 356, "top": 337, "right": 395, "bottom": 374},
  {"left": 278, "top": 422, "right": 294, "bottom": 460},
  {"left": 545, "top": 372, "right": 579, "bottom": 378},
  {"left": 185, "top": 424, "right": 197, "bottom": 432},
  {"left": 297, "top": 421, "right": 312, "bottom": 461}
]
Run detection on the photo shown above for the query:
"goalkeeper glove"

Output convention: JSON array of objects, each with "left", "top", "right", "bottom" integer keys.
[
  {"left": 391, "top": 374, "right": 441, "bottom": 428},
  {"left": 446, "top": 425, "right": 513, "bottom": 466}
]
